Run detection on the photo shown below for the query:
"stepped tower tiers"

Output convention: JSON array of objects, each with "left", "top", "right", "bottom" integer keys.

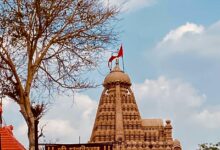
[{"left": 89, "top": 59, "right": 182, "bottom": 150}]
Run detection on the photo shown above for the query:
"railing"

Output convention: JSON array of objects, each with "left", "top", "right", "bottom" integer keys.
[{"left": 38, "top": 143, "right": 113, "bottom": 150}]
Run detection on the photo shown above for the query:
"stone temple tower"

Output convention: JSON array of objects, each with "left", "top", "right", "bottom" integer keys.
[{"left": 89, "top": 59, "right": 182, "bottom": 150}]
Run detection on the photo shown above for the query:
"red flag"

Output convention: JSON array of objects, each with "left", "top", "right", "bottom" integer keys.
[
  {"left": 108, "top": 45, "right": 123, "bottom": 62},
  {"left": 108, "top": 55, "right": 116, "bottom": 68},
  {"left": 108, "top": 45, "right": 124, "bottom": 69},
  {"left": 117, "top": 45, "right": 123, "bottom": 57},
  {"left": 108, "top": 55, "right": 117, "bottom": 62}
]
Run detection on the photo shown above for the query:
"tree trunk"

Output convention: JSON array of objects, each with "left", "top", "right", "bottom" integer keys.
[
  {"left": 35, "top": 120, "right": 39, "bottom": 150},
  {"left": 28, "top": 115, "right": 35, "bottom": 150},
  {"left": 20, "top": 96, "right": 36, "bottom": 150}
]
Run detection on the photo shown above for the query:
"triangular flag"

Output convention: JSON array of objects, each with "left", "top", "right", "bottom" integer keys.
[{"left": 117, "top": 45, "right": 123, "bottom": 58}]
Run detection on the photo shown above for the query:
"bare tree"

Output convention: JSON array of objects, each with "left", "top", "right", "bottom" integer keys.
[{"left": 0, "top": 0, "right": 118, "bottom": 149}]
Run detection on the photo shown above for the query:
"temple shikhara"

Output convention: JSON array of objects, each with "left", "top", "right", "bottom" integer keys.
[{"left": 89, "top": 58, "right": 182, "bottom": 150}]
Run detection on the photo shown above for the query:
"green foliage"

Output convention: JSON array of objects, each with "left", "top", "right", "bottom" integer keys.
[{"left": 198, "top": 142, "right": 220, "bottom": 150}]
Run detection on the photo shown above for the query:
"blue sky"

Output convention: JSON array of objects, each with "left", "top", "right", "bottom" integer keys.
[{"left": 2, "top": 0, "right": 220, "bottom": 150}]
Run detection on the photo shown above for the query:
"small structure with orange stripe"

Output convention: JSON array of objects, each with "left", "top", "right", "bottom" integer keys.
[{"left": 0, "top": 101, "right": 26, "bottom": 150}]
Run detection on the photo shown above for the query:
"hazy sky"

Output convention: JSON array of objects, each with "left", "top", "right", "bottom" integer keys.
[{"left": 3, "top": 0, "right": 220, "bottom": 149}]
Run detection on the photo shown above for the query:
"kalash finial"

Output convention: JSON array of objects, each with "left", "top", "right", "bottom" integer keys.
[
  {"left": 108, "top": 45, "right": 124, "bottom": 72},
  {"left": 115, "top": 57, "right": 119, "bottom": 66},
  {"left": 115, "top": 57, "right": 120, "bottom": 68},
  {"left": 112, "top": 58, "right": 121, "bottom": 72}
]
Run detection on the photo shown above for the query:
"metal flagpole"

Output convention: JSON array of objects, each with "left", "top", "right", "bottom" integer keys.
[
  {"left": 121, "top": 44, "right": 125, "bottom": 72},
  {"left": 122, "top": 56, "right": 125, "bottom": 72}
]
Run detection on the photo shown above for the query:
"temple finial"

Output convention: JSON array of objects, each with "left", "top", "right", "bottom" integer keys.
[
  {"left": 111, "top": 58, "right": 122, "bottom": 72},
  {"left": 115, "top": 58, "right": 119, "bottom": 66}
]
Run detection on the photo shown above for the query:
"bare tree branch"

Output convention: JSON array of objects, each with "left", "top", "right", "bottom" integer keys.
[{"left": 0, "top": 0, "right": 118, "bottom": 149}]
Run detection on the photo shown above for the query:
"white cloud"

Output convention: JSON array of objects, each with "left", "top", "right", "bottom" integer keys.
[
  {"left": 37, "top": 93, "right": 98, "bottom": 144},
  {"left": 133, "top": 76, "right": 206, "bottom": 119},
  {"left": 104, "top": 0, "right": 156, "bottom": 13},
  {"left": 193, "top": 109, "right": 220, "bottom": 129},
  {"left": 161, "top": 22, "right": 204, "bottom": 43},
  {"left": 39, "top": 119, "right": 76, "bottom": 143},
  {"left": 156, "top": 21, "right": 220, "bottom": 56},
  {"left": 133, "top": 76, "right": 220, "bottom": 129}
]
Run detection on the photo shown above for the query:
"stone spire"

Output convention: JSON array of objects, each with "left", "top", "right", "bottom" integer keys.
[
  {"left": 89, "top": 58, "right": 182, "bottom": 150},
  {"left": 90, "top": 59, "right": 142, "bottom": 143}
]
